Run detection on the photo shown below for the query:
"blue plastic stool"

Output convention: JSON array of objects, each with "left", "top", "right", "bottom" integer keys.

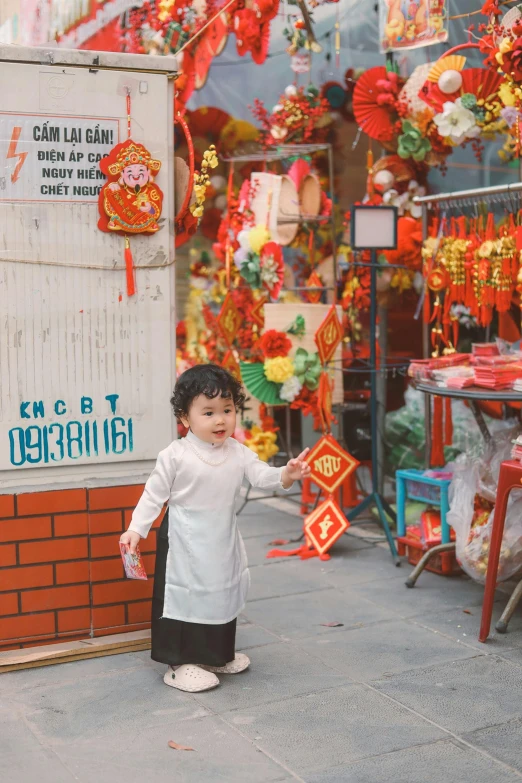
[{"left": 395, "top": 469, "right": 452, "bottom": 544}]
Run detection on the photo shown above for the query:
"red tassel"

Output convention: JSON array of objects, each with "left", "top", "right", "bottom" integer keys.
[
  {"left": 124, "top": 236, "right": 136, "bottom": 297},
  {"left": 430, "top": 396, "right": 445, "bottom": 467},
  {"left": 444, "top": 397, "right": 453, "bottom": 446}
]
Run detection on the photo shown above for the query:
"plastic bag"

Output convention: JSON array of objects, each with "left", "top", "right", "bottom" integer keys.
[{"left": 447, "top": 429, "right": 522, "bottom": 583}]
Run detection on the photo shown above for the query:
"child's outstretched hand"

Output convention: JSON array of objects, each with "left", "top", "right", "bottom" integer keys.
[{"left": 282, "top": 448, "right": 311, "bottom": 488}]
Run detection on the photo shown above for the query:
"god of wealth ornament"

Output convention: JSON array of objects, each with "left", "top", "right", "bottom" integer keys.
[{"left": 98, "top": 139, "right": 164, "bottom": 296}]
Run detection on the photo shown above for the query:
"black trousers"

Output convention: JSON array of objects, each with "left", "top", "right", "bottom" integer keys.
[{"left": 151, "top": 511, "right": 237, "bottom": 667}]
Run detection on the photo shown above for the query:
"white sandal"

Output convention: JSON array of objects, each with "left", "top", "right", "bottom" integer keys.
[
  {"left": 163, "top": 664, "right": 219, "bottom": 692},
  {"left": 201, "top": 653, "right": 250, "bottom": 674}
]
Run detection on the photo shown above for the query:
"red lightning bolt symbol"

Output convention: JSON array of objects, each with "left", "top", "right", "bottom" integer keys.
[{"left": 7, "top": 127, "right": 28, "bottom": 184}]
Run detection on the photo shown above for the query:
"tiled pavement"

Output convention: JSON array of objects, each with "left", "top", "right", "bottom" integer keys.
[{"left": 2, "top": 499, "right": 522, "bottom": 782}]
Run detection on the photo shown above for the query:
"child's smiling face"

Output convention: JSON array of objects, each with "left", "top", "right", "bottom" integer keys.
[{"left": 181, "top": 393, "right": 236, "bottom": 444}]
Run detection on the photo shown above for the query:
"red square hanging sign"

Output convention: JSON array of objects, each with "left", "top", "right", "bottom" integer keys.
[
  {"left": 315, "top": 305, "right": 343, "bottom": 365},
  {"left": 306, "top": 434, "right": 359, "bottom": 494},
  {"left": 217, "top": 293, "right": 242, "bottom": 347},
  {"left": 304, "top": 496, "right": 350, "bottom": 556},
  {"left": 251, "top": 295, "right": 266, "bottom": 329}
]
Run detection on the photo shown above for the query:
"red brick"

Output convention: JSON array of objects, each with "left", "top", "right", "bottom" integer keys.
[
  {"left": 90, "top": 558, "right": 124, "bottom": 582},
  {"left": 0, "top": 495, "right": 15, "bottom": 519},
  {"left": 92, "top": 579, "right": 153, "bottom": 605},
  {"left": 57, "top": 608, "right": 91, "bottom": 633},
  {"left": 0, "top": 543, "right": 16, "bottom": 567},
  {"left": 54, "top": 513, "right": 89, "bottom": 537},
  {"left": 0, "top": 642, "right": 21, "bottom": 651},
  {"left": 0, "top": 516, "right": 52, "bottom": 543},
  {"left": 89, "top": 511, "right": 124, "bottom": 535},
  {"left": 88, "top": 484, "right": 144, "bottom": 511},
  {"left": 92, "top": 604, "right": 125, "bottom": 629},
  {"left": 22, "top": 584, "right": 89, "bottom": 613},
  {"left": 17, "top": 489, "right": 86, "bottom": 516},
  {"left": 141, "top": 553, "right": 156, "bottom": 576},
  {"left": 0, "top": 592, "right": 19, "bottom": 616},
  {"left": 0, "top": 564, "right": 53, "bottom": 592},
  {"left": 127, "top": 601, "right": 151, "bottom": 624},
  {"left": 136, "top": 532, "right": 157, "bottom": 554},
  {"left": 90, "top": 535, "right": 121, "bottom": 559},
  {"left": 0, "top": 612, "right": 55, "bottom": 641},
  {"left": 19, "top": 537, "right": 88, "bottom": 565},
  {"left": 55, "top": 560, "right": 90, "bottom": 585}
]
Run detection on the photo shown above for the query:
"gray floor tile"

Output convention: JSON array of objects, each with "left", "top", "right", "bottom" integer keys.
[
  {"left": 373, "top": 656, "right": 522, "bottom": 734},
  {"left": 351, "top": 573, "right": 488, "bottom": 619},
  {"left": 236, "top": 623, "right": 282, "bottom": 650},
  {"left": 464, "top": 719, "right": 522, "bottom": 773},
  {"left": 243, "top": 587, "right": 396, "bottom": 640},
  {"left": 2, "top": 749, "right": 78, "bottom": 783},
  {"left": 238, "top": 504, "right": 303, "bottom": 538},
  {"left": 249, "top": 559, "right": 332, "bottom": 602},
  {"left": 321, "top": 544, "right": 406, "bottom": 588},
  {"left": 221, "top": 684, "right": 444, "bottom": 775},
  {"left": 411, "top": 605, "right": 522, "bottom": 653},
  {"left": 51, "top": 713, "right": 290, "bottom": 783},
  {"left": 190, "top": 641, "right": 353, "bottom": 713},
  {"left": 294, "top": 619, "right": 482, "bottom": 682},
  {"left": 305, "top": 738, "right": 522, "bottom": 783}
]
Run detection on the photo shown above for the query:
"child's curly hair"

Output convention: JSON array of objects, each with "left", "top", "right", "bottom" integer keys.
[{"left": 171, "top": 364, "right": 246, "bottom": 421}]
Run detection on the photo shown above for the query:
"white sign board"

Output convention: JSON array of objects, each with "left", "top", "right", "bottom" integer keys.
[
  {"left": 0, "top": 113, "right": 119, "bottom": 201},
  {"left": 0, "top": 57, "right": 175, "bottom": 484}
]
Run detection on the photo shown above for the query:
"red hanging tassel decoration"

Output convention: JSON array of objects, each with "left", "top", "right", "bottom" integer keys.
[
  {"left": 444, "top": 397, "right": 453, "bottom": 446},
  {"left": 430, "top": 395, "right": 445, "bottom": 467},
  {"left": 124, "top": 236, "right": 136, "bottom": 297}
]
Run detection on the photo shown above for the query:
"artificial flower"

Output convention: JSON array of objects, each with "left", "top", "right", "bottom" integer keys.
[
  {"left": 433, "top": 99, "right": 480, "bottom": 145},
  {"left": 258, "top": 329, "right": 292, "bottom": 358},
  {"left": 500, "top": 106, "right": 522, "bottom": 128},
  {"left": 240, "top": 253, "right": 261, "bottom": 288},
  {"left": 286, "top": 314, "right": 306, "bottom": 337},
  {"left": 249, "top": 225, "right": 271, "bottom": 254},
  {"left": 264, "top": 356, "right": 295, "bottom": 383},
  {"left": 499, "top": 80, "right": 519, "bottom": 108},
  {"left": 500, "top": 37, "right": 522, "bottom": 83},
  {"left": 280, "top": 375, "right": 302, "bottom": 403},
  {"left": 245, "top": 426, "right": 279, "bottom": 462},
  {"left": 294, "top": 347, "right": 322, "bottom": 390},
  {"left": 397, "top": 121, "right": 431, "bottom": 162},
  {"left": 260, "top": 241, "right": 285, "bottom": 299}
]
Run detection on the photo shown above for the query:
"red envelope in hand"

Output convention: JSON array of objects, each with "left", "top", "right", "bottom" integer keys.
[{"left": 119, "top": 542, "right": 147, "bottom": 580}]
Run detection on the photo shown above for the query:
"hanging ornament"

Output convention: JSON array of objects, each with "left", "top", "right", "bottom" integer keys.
[{"left": 315, "top": 305, "right": 343, "bottom": 365}]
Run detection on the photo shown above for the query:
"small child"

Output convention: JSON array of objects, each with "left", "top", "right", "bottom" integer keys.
[{"left": 120, "top": 364, "right": 311, "bottom": 693}]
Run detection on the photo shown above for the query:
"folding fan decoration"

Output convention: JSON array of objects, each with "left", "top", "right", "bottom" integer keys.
[
  {"left": 419, "top": 55, "right": 504, "bottom": 115},
  {"left": 240, "top": 362, "right": 285, "bottom": 405},
  {"left": 352, "top": 66, "right": 401, "bottom": 144}
]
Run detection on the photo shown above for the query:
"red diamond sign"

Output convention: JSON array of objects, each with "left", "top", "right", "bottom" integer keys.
[
  {"left": 315, "top": 305, "right": 343, "bottom": 365},
  {"left": 217, "top": 293, "right": 242, "bottom": 347},
  {"left": 306, "top": 434, "right": 359, "bottom": 494},
  {"left": 304, "top": 496, "right": 350, "bottom": 556}
]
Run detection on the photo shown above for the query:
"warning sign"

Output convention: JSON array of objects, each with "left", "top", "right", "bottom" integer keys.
[{"left": 0, "top": 113, "right": 120, "bottom": 202}]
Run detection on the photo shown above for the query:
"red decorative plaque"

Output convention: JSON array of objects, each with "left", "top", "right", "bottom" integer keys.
[
  {"left": 315, "top": 305, "right": 343, "bottom": 365},
  {"left": 306, "top": 434, "right": 359, "bottom": 494},
  {"left": 304, "top": 496, "right": 350, "bottom": 556},
  {"left": 217, "top": 293, "right": 242, "bottom": 347}
]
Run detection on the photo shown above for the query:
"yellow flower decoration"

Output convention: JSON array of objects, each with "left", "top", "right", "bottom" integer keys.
[
  {"left": 499, "top": 81, "right": 516, "bottom": 107},
  {"left": 249, "top": 225, "right": 271, "bottom": 254},
  {"left": 264, "top": 356, "right": 295, "bottom": 383},
  {"left": 246, "top": 427, "right": 279, "bottom": 462}
]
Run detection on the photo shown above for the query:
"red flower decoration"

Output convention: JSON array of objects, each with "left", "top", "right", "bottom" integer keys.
[
  {"left": 260, "top": 241, "right": 285, "bottom": 299},
  {"left": 258, "top": 329, "right": 292, "bottom": 358},
  {"left": 481, "top": 0, "right": 501, "bottom": 17},
  {"left": 500, "top": 38, "right": 522, "bottom": 83}
]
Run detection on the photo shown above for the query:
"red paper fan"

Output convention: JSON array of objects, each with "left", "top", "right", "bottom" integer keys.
[
  {"left": 420, "top": 69, "right": 504, "bottom": 113},
  {"left": 461, "top": 68, "right": 504, "bottom": 100},
  {"left": 186, "top": 107, "right": 231, "bottom": 140},
  {"left": 352, "top": 67, "right": 396, "bottom": 143}
]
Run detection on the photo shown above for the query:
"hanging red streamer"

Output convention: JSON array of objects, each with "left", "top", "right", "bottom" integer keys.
[{"left": 430, "top": 395, "right": 445, "bottom": 467}]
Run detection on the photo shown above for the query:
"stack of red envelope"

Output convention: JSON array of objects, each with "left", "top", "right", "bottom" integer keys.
[{"left": 473, "top": 355, "right": 522, "bottom": 389}]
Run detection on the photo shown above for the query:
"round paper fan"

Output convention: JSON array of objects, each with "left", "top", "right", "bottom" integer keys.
[
  {"left": 353, "top": 67, "right": 396, "bottom": 143},
  {"left": 461, "top": 69, "right": 504, "bottom": 100},
  {"left": 240, "top": 362, "right": 284, "bottom": 405},
  {"left": 398, "top": 63, "right": 432, "bottom": 118},
  {"left": 501, "top": 6, "right": 522, "bottom": 34},
  {"left": 427, "top": 55, "right": 467, "bottom": 83}
]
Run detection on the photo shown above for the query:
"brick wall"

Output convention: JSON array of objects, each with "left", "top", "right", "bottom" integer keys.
[{"left": 0, "top": 485, "right": 162, "bottom": 651}]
